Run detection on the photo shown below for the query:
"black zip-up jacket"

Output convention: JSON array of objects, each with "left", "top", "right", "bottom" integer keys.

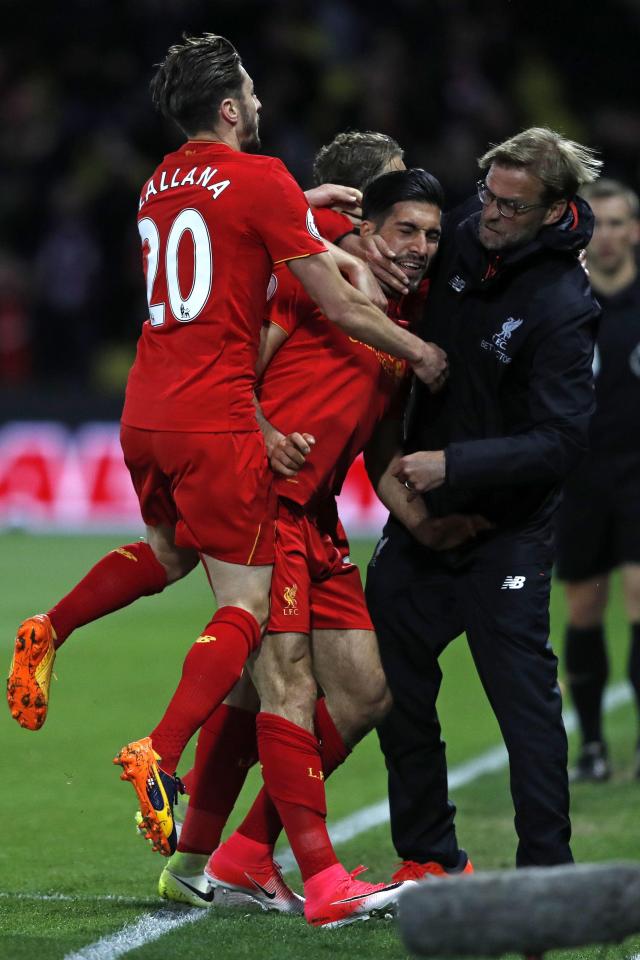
[{"left": 407, "top": 195, "right": 600, "bottom": 541}]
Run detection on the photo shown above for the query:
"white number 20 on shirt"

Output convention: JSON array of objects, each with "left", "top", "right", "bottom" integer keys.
[{"left": 139, "top": 208, "right": 213, "bottom": 327}]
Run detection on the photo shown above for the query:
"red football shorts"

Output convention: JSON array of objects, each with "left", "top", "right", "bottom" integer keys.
[
  {"left": 268, "top": 496, "right": 374, "bottom": 634},
  {"left": 120, "top": 425, "right": 275, "bottom": 565}
]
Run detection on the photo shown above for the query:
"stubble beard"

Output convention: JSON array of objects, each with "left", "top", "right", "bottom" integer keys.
[
  {"left": 478, "top": 217, "right": 537, "bottom": 253},
  {"left": 239, "top": 102, "right": 261, "bottom": 153},
  {"left": 241, "top": 126, "right": 261, "bottom": 152}
]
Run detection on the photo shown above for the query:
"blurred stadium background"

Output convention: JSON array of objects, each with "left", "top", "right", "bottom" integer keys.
[
  {"left": 3, "top": 4, "right": 640, "bottom": 958},
  {"left": 1, "top": 0, "right": 639, "bottom": 536}
]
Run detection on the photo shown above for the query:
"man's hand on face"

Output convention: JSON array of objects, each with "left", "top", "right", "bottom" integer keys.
[
  {"left": 269, "top": 432, "right": 316, "bottom": 477},
  {"left": 413, "top": 513, "right": 494, "bottom": 550},
  {"left": 393, "top": 450, "right": 447, "bottom": 496},
  {"left": 304, "top": 184, "right": 362, "bottom": 217},
  {"left": 339, "top": 233, "right": 411, "bottom": 297},
  {"left": 410, "top": 342, "right": 449, "bottom": 388}
]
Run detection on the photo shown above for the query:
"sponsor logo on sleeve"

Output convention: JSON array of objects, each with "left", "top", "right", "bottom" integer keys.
[
  {"left": 306, "top": 208, "right": 323, "bottom": 242},
  {"left": 266, "top": 273, "right": 278, "bottom": 302}
]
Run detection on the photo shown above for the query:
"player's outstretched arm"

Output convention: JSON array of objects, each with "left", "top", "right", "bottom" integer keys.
[
  {"left": 270, "top": 432, "right": 315, "bottom": 477},
  {"left": 324, "top": 240, "right": 387, "bottom": 311},
  {"left": 304, "top": 183, "right": 362, "bottom": 219},
  {"left": 253, "top": 393, "right": 315, "bottom": 478},
  {"left": 365, "top": 420, "right": 491, "bottom": 550},
  {"left": 254, "top": 326, "right": 315, "bottom": 477},
  {"left": 365, "top": 418, "right": 432, "bottom": 542},
  {"left": 287, "top": 252, "right": 447, "bottom": 386}
]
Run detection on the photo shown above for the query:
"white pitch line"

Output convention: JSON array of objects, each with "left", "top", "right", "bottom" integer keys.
[
  {"left": 0, "top": 892, "right": 157, "bottom": 904},
  {"left": 9, "top": 680, "right": 632, "bottom": 960},
  {"left": 62, "top": 908, "right": 203, "bottom": 960}
]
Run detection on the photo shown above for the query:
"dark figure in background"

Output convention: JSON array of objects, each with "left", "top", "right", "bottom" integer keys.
[
  {"left": 365, "top": 127, "right": 601, "bottom": 875},
  {"left": 556, "top": 179, "right": 640, "bottom": 782}
]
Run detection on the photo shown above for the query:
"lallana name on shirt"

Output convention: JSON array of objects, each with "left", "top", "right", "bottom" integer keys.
[{"left": 138, "top": 167, "right": 230, "bottom": 210}]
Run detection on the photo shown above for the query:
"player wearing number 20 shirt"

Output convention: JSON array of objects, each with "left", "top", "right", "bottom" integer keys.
[
  {"left": 111, "top": 38, "right": 448, "bottom": 870},
  {"left": 121, "top": 139, "right": 326, "bottom": 565}
]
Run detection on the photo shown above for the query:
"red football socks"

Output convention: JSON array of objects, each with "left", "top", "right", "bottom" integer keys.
[
  {"left": 47, "top": 542, "right": 167, "bottom": 648},
  {"left": 177, "top": 704, "right": 258, "bottom": 855},
  {"left": 150, "top": 606, "right": 261, "bottom": 775},
  {"left": 253, "top": 712, "right": 339, "bottom": 882},
  {"left": 315, "top": 696, "right": 351, "bottom": 772},
  {"left": 238, "top": 698, "right": 349, "bottom": 849},
  {"left": 233, "top": 775, "right": 283, "bottom": 847}
]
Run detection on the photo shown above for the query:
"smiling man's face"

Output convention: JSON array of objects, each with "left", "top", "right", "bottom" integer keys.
[{"left": 362, "top": 200, "right": 442, "bottom": 292}]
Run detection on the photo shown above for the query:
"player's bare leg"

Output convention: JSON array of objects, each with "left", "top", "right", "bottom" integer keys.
[
  {"left": 564, "top": 575, "right": 611, "bottom": 780},
  {"left": 181, "top": 629, "right": 387, "bottom": 824},
  {"left": 250, "top": 631, "right": 316, "bottom": 730},
  {"left": 204, "top": 631, "right": 313, "bottom": 911},
  {"left": 115, "top": 552, "right": 272, "bottom": 856},
  {"left": 145, "top": 524, "right": 200, "bottom": 584},
  {"left": 200, "top": 554, "right": 272, "bottom": 634},
  {"left": 207, "top": 630, "right": 406, "bottom": 926},
  {"left": 311, "top": 628, "right": 392, "bottom": 747},
  {"left": 206, "top": 633, "right": 316, "bottom": 914},
  {"left": 7, "top": 523, "right": 197, "bottom": 731}
]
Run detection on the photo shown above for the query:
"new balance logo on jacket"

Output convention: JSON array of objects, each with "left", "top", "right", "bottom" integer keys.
[{"left": 501, "top": 576, "right": 526, "bottom": 590}]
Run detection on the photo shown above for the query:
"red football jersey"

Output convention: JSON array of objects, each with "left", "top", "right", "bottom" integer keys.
[
  {"left": 258, "top": 247, "right": 425, "bottom": 510},
  {"left": 312, "top": 206, "right": 354, "bottom": 244},
  {"left": 122, "top": 141, "right": 326, "bottom": 432}
]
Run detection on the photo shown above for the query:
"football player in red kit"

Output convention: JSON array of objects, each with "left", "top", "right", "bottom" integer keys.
[
  {"left": 166, "top": 168, "right": 449, "bottom": 927},
  {"left": 7, "top": 36, "right": 446, "bottom": 915}
]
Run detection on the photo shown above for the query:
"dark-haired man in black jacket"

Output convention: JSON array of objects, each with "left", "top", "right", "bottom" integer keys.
[{"left": 365, "top": 127, "right": 602, "bottom": 875}]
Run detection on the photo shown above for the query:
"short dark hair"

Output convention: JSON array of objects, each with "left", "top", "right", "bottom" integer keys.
[
  {"left": 362, "top": 168, "right": 445, "bottom": 224},
  {"left": 150, "top": 33, "right": 244, "bottom": 136},
  {"left": 313, "top": 131, "right": 403, "bottom": 191}
]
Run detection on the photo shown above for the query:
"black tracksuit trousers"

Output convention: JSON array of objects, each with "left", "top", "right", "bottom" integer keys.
[{"left": 366, "top": 518, "right": 573, "bottom": 868}]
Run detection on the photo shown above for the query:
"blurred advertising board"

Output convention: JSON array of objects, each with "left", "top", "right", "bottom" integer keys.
[{"left": 0, "top": 422, "right": 388, "bottom": 538}]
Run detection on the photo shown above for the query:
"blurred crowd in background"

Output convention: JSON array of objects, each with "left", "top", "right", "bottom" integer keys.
[{"left": 1, "top": 0, "right": 639, "bottom": 417}]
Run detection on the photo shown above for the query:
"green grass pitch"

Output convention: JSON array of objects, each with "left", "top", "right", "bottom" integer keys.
[{"left": 1, "top": 531, "right": 639, "bottom": 959}]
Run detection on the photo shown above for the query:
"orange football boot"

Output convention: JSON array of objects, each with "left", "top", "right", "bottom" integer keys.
[
  {"left": 114, "top": 737, "right": 183, "bottom": 857},
  {"left": 392, "top": 850, "right": 474, "bottom": 882},
  {"left": 7, "top": 614, "right": 57, "bottom": 730}
]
